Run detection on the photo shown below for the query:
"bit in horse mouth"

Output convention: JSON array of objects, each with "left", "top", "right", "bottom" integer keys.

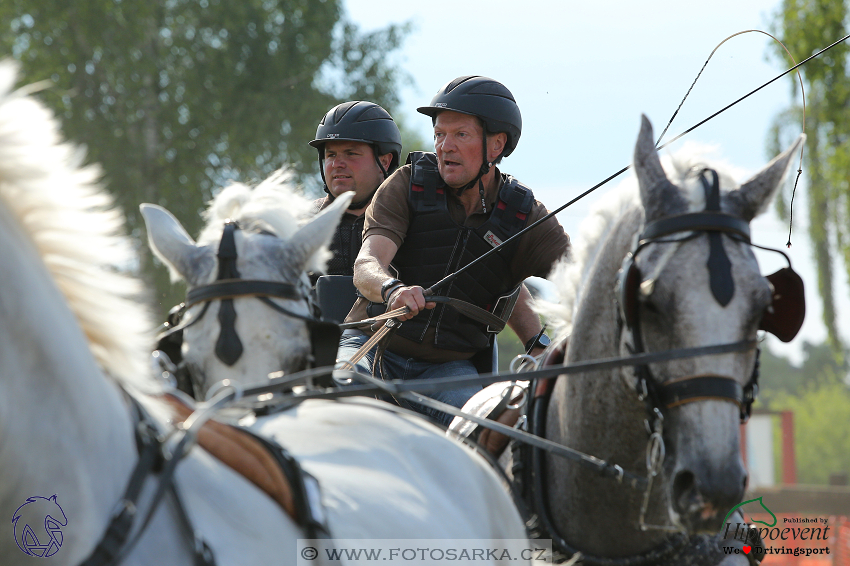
[{"left": 700, "top": 504, "right": 718, "bottom": 520}]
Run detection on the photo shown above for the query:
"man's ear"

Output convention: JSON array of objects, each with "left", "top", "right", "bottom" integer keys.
[
  {"left": 379, "top": 152, "right": 393, "bottom": 172},
  {"left": 488, "top": 132, "right": 507, "bottom": 162}
]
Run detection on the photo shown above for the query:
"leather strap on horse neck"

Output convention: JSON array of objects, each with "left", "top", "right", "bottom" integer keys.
[{"left": 79, "top": 393, "right": 215, "bottom": 566}]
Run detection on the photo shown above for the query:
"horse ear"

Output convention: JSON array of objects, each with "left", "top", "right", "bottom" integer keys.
[
  {"left": 633, "top": 114, "right": 686, "bottom": 221},
  {"left": 140, "top": 203, "right": 214, "bottom": 285},
  {"left": 728, "top": 134, "right": 806, "bottom": 221},
  {"left": 285, "top": 192, "right": 354, "bottom": 274}
]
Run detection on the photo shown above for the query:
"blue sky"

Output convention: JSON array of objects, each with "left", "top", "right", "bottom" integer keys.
[{"left": 344, "top": 0, "right": 850, "bottom": 364}]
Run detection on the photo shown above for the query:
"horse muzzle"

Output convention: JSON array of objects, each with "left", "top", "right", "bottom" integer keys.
[{"left": 670, "top": 461, "right": 747, "bottom": 533}]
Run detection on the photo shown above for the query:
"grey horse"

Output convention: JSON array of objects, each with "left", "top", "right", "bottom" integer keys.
[
  {"left": 542, "top": 116, "right": 803, "bottom": 564},
  {"left": 456, "top": 115, "right": 804, "bottom": 565}
]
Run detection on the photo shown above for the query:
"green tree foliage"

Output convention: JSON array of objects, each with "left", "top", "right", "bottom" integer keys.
[
  {"left": 497, "top": 327, "right": 525, "bottom": 371},
  {"left": 0, "top": 0, "right": 412, "bottom": 312},
  {"left": 771, "top": 382, "right": 850, "bottom": 484},
  {"left": 757, "top": 341, "right": 848, "bottom": 404},
  {"left": 769, "top": 0, "right": 850, "bottom": 349},
  {"left": 758, "top": 342, "right": 850, "bottom": 484}
]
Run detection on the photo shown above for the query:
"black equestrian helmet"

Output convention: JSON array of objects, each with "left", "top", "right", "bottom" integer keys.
[
  {"left": 417, "top": 76, "right": 522, "bottom": 157},
  {"left": 309, "top": 101, "right": 402, "bottom": 173}
]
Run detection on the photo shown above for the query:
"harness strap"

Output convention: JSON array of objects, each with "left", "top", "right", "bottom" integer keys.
[
  {"left": 338, "top": 305, "right": 411, "bottom": 329},
  {"left": 79, "top": 398, "right": 162, "bottom": 566},
  {"left": 527, "top": 391, "right": 688, "bottom": 565},
  {"left": 700, "top": 170, "right": 736, "bottom": 306},
  {"left": 237, "top": 430, "right": 331, "bottom": 540},
  {"left": 340, "top": 295, "right": 507, "bottom": 331},
  {"left": 640, "top": 211, "right": 751, "bottom": 242},
  {"left": 163, "top": 394, "right": 299, "bottom": 519},
  {"left": 432, "top": 295, "right": 508, "bottom": 330},
  {"left": 167, "top": 484, "right": 216, "bottom": 566},
  {"left": 215, "top": 223, "right": 243, "bottom": 366},
  {"left": 337, "top": 321, "right": 398, "bottom": 370},
  {"left": 186, "top": 280, "right": 302, "bottom": 308},
  {"left": 341, "top": 375, "right": 647, "bottom": 488},
  {"left": 655, "top": 374, "right": 743, "bottom": 409},
  {"left": 252, "top": 340, "right": 757, "bottom": 402},
  {"left": 80, "top": 394, "right": 217, "bottom": 566}
]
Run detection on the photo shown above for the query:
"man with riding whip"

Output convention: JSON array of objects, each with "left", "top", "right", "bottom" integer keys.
[{"left": 340, "top": 76, "right": 569, "bottom": 425}]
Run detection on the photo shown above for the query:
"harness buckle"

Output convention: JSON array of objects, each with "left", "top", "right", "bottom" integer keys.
[
  {"left": 636, "top": 378, "right": 649, "bottom": 401},
  {"left": 645, "top": 431, "right": 665, "bottom": 477},
  {"left": 612, "top": 464, "right": 624, "bottom": 484},
  {"left": 514, "top": 414, "right": 528, "bottom": 432}
]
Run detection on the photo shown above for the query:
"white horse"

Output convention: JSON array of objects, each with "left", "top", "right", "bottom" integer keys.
[
  {"left": 141, "top": 174, "right": 347, "bottom": 399},
  {"left": 0, "top": 60, "right": 529, "bottom": 566}
]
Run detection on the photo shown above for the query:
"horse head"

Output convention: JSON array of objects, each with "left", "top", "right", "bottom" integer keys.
[
  {"left": 142, "top": 175, "right": 351, "bottom": 398},
  {"left": 628, "top": 115, "right": 805, "bottom": 532}
]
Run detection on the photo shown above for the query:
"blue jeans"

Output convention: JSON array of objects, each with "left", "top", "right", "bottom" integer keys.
[{"left": 336, "top": 330, "right": 481, "bottom": 426}]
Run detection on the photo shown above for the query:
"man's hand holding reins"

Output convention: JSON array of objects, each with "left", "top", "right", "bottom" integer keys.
[{"left": 387, "top": 285, "right": 436, "bottom": 320}]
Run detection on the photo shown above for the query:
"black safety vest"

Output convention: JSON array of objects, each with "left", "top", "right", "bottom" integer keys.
[
  {"left": 368, "top": 152, "right": 534, "bottom": 353},
  {"left": 325, "top": 212, "right": 364, "bottom": 277}
]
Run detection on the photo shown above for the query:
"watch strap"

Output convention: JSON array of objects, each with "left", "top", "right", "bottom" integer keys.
[
  {"left": 380, "top": 278, "right": 403, "bottom": 303},
  {"left": 525, "top": 333, "right": 550, "bottom": 352}
]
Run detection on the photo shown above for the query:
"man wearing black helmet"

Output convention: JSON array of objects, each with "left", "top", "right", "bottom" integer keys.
[
  {"left": 341, "top": 76, "right": 569, "bottom": 426},
  {"left": 309, "top": 101, "right": 402, "bottom": 278}
]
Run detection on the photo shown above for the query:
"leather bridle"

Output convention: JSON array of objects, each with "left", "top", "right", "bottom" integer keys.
[
  {"left": 617, "top": 169, "right": 803, "bottom": 426},
  {"left": 156, "top": 221, "right": 340, "bottom": 397}
]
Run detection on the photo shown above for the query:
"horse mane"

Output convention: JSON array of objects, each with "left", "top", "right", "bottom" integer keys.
[
  {"left": 0, "top": 59, "right": 156, "bottom": 391},
  {"left": 196, "top": 171, "right": 331, "bottom": 275},
  {"left": 544, "top": 141, "right": 750, "bottom": 339}
]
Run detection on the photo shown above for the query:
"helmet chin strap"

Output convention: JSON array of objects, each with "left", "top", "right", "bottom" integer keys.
[{"left": 455, "top": 133, "right": 502, "bottom": 214}]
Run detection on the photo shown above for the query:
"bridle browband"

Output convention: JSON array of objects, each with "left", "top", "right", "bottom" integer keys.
[{"left": 185, "top": 279, "right": 304, "bottom": 310}]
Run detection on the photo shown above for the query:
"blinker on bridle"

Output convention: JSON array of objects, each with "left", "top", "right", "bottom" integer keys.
[{"left": 617, "top": 168, "right": 806, "bottom": 422}]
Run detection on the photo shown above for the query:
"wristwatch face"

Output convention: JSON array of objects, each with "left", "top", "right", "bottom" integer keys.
[{"left": 537, "top": 334, "right": 551, "bottom": 349}]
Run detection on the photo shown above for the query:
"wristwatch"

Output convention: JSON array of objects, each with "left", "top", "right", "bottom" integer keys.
[
  {"left": 525, "top": 333, "right": 551, "bottom": 352},
  {"left": 380, "top": 278, "right": 403, "bottom": 303}
]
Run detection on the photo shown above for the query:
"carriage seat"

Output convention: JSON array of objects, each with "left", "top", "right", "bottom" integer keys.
[{"left": 315, "top": 275, "right": 358, "bottom": 323}]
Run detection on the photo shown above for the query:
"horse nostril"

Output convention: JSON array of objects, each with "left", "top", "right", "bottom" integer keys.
[{"left": 672, "top": 470, "right": 697, "bottom": 512}]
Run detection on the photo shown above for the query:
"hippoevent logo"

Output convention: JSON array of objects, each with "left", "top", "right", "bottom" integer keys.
[
  {"left": 720, "top": 497, "right": 832, "bottom": 559},
  {"left": 12, "top": 495, "right": 68, "bottom": 558}
]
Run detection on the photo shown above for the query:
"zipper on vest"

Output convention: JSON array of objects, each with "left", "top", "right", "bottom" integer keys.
[{"left": 457, "top": 228, "right": 471, "bottom": 270}]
